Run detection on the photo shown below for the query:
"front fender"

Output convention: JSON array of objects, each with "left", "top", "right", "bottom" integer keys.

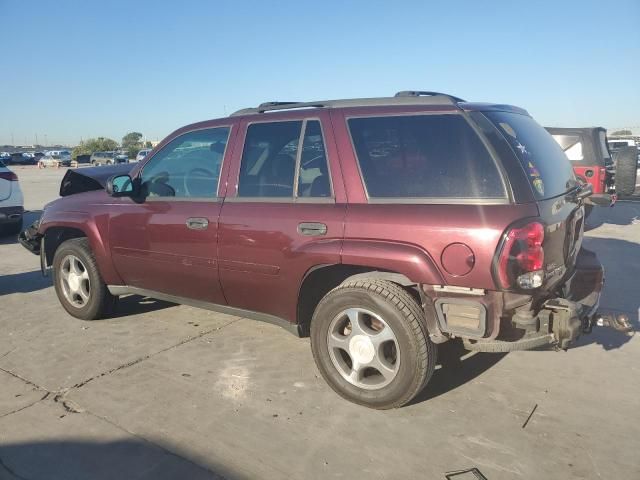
[{"left": 39, "top": 210, "right": 123, "bottom": 285}]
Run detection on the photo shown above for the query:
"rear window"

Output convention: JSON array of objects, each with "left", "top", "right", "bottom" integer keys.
[
  {"left": 485, "top": 112, "right": 575, "bottom": 199},
  {"left": 347, "top": 114, "right": 506, "bottom": 199},
  {"left": 599, "top": 132, "right": 612, "bottom": 159},
  {"left": 552, "top": 134, "right": 584, "bottom": 161}
]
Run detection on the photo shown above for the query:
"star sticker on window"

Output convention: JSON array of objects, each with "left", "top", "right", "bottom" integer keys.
[{"left": 516, "top": 142, "right": 528, "bottom": 155}]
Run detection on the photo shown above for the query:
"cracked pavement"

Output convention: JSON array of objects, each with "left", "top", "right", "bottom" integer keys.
[{"left": 0, "top": 166, "right": 639, "bottom": 479}]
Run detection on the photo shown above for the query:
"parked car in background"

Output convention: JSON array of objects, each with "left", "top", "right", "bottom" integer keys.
[
  {"left": 0, "top": 159, "right": 24, "bottom": 235},
  {"left": 0, "top": 152, "right": 11, "bottom": 162},
  {"left": 39, "top": 153, "right": 71, "bottom": 168},
  {"left": 546, "top": 127, "right": 637, "bottom": 212},
  {"left": 9, "top": 152, "right": 37, "bottom": 165},
  {"left": 75, "top": 154, "right": 92, "bottom": 165},
  {"left": 90, "top": 151, "right": 117, "bottom": 166},
  {"left": 114, "top": 152, "right": 129, "bottom": 164},
  {"left": 607, "top": 138, "right": 640, "bottom": 165},
  {"left": 135, "top": 148, "right": 152, "bottom": 162},
  {"left": 20, "top": 91, "right": 611, "bottom": 409}
]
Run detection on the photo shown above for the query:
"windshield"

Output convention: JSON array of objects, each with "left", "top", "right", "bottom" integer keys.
[{"left": 485, "top": 111, "right": 576, "bottom": 199}]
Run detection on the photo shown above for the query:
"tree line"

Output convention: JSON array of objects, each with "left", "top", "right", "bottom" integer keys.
[{"left": 72, "top": 132, "right": 152, "bottom": 160}]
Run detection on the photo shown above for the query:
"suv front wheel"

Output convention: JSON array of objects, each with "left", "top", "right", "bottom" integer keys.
[
  {"left": 52, "top": 238, "right": 116, "bottom": 320},
  {"left": 311, "top": 279, "right": 435, "bottom": 409}
]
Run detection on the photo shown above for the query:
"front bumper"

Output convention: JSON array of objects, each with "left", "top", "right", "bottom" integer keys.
[
  {"left": 18, "top": 218, "right": 41, "bottom": 254},
  {"left": 464, "top": 248, "right": 603, "bottom": 352}
]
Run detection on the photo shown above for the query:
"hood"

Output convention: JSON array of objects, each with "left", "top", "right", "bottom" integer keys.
[{"left": 59, "top": 163, "right": 133, "bottom": 197}]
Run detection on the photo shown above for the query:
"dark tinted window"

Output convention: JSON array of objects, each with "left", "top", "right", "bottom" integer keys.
[
  {"left": 486, "top": 112, "right": 575, "bottom": 199},
  {"left": 348, "top": 114, "right": 505, "bottom": 199},
  {"left": 141, "top": 127, "right": 229, "bottom": 198},
  {"left": 297, "top": 121, "right": 331, "bottom": 197},
  {"left": 238, "top": 121, "right": 302, "bottom": 197}
]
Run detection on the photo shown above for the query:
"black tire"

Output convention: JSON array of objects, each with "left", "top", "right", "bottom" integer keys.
[
  {"left": 52, "top": 238, "right": 116, "bottom": 320},
  {"left": 614, "top": 146, "right": 638, "bottom": 196},
  {"left": 310, "top": 279, "right": 436, "bottom": 409}
]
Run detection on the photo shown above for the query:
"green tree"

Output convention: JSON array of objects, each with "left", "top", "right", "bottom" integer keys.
[
  {"left": 122, "top": 132, "right": 144, "bottom": 159},
  {"left": 611, "top": 129, "right": 632, "bottom": 136},
  {"left": 72, "top": 137, "right": 119, "bottom": 160}
]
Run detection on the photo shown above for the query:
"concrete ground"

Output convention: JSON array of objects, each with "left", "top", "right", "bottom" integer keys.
[{"left": 1, "top": 165, "right": 639, "bottom": 480}]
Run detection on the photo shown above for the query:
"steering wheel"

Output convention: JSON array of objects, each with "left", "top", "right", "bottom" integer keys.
[
  {"left": 301, "top": 154, "right": 325, "bottom": 169},
  {"left": 184, "top": 167, "right": 216, "bottom": 197}
]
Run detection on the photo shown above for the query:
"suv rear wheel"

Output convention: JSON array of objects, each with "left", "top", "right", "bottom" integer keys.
[
  {"left": 52, "top": 238, "right": 116, "bottom": 320},
  {"left": 310, "top": 279, "right": 435, "bottom": 409}
]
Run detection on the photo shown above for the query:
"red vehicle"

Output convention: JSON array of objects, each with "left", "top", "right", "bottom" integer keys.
[
  {"left": 546, "top": 127, "right": 638, "bottom": 213},
  {"left": 20, "top": 91, "right": 619, "bottom": 409}
]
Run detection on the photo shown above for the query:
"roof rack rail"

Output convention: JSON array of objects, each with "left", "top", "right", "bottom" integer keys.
[
  {"left": 395, "top": 90, "right": 466, "bottom": 103},
  {"left": 231, "top": 101, "right": 327, "bottom": 116}
]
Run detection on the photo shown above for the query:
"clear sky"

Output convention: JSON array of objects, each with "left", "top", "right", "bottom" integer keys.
[{"left": 1, "top": 0, "right": 639, "bottom": 146}]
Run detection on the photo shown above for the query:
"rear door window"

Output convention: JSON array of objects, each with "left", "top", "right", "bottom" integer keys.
[
  {"left": 347, "top": 114, "right": 506, "bottom": 199},
  {"left": 237, "top": 120, "right": 333, "bottom": 199},
  {"left": 485, "top": 111, "right": 575, "bottom": 199}
]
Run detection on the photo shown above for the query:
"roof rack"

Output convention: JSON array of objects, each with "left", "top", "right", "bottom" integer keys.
[
  {"left": 394, "top": 90, "right": 466, "bottom": 103},
  {"left": 231, "top": 101, "right": 327, "bottom": 116},
  {"left": 230, "top": 92, "right": 463, "bottom": 117}
]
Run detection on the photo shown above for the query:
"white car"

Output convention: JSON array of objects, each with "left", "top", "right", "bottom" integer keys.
[
  {"left": 135, "top": 148, "right": 152, "bottom": 162},
  {"left": 0, "top": 160, "right": 24, "bottom": 235}
]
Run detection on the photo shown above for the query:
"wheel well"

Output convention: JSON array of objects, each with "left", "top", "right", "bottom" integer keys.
[
  {"left": 44, "top": 227, "right": 86, "bottom": 266},
  {"left": 296, "top": 264, "right": 419, "bottom": 337}
]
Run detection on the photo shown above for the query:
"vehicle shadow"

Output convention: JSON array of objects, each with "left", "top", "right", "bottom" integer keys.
[
  {"left": 585, "top": 201, "right": 640, "bottom": 231},
  {"left": 110, "top": 294, "right": 175, "bottom": 318},
  {"left": 574, "top": 236, "right": 640, "bottom": 351},
  {"left": 0, "top": 439, "right": 231, "bottom": 480},
  {"left": 0, "top": 270, "right": 52, "bottom": 295},
  {"left": 410, "top": 340, "right": 507, "bottom": 405},
  {"left": 0, "top": 210, "right": 42, "bottom": 245}
]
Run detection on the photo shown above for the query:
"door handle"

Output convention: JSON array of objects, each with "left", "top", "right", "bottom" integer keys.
[
  {"left": 298, "top": 222, "right": 327, "bottom": 236},
  {"left": 186, "top": 217, "right": 209, "bottom": 230}
]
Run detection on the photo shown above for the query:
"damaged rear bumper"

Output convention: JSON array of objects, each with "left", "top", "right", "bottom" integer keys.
[{"left": 464, "top": 248, "right": 604, "bottom": 352}]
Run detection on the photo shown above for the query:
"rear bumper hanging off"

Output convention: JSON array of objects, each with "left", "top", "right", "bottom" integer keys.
[{"left": 464, "top": 248, "right": 608, "bottom": 352}]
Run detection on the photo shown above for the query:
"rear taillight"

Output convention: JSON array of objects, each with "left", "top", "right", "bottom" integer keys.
[
  {"left": 0, "top": 171, "right": 18, "bottom": 181},
  {"left": 496, "top": 221, "right": 545, "bottom": 290}
]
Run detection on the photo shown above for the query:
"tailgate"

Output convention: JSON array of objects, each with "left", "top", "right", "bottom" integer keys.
[{"left": 536, "top": 194, "right": 584, "bottom": 290}]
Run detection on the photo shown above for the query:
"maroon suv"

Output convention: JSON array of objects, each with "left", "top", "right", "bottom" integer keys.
[{"left": 20, "top": 91, "right": 605, "bottom": 409}]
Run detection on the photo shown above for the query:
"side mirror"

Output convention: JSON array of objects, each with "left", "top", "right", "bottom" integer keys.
[{"left": 106, "top": 174, "right": 135, "bottom": 197}]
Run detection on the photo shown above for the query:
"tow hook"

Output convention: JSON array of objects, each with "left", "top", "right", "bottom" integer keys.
[{"left": 594, "top": 312, "right": 633, "bottom": 336}]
